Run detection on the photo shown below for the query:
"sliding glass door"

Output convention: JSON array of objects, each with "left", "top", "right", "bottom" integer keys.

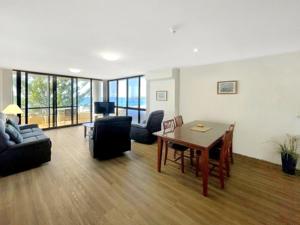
[
  {"left": 27, "top": 73, "right": 52, "bottom": 129},
  {"left": 78, "top": 78, "right": 91, "bottom": 123},
  {"left": 56, "top": 77, "right": 72, "bottom": 127},
  {"left": 13, "top": 71, "right": 103, "bottom": 129}
]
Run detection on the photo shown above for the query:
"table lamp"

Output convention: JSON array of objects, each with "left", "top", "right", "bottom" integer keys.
[{"left": 2, "top": 104, "right": 23, "bottom": 124}]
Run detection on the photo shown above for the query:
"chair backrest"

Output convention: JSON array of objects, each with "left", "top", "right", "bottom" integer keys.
[
  {"left": 228, "top": 124, "right": 235, "bottom": 146},
  {"left": 146, "top": 110, "right": 164, "bottom": 133},
  {"left": 174, "top": 115, "right": 184, "bottom": 127},
  {"left": 163, "top": 119, "right": 175, "bottom": 134},
  {"left": 219, "top": 131, "right": 231, "bottom": 164},
  {"left": 93, "top": 116, "right": 132, "bottom": 156}
]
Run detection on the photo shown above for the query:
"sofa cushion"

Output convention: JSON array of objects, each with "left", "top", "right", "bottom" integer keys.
[
  {"left": 20, "top": 128, "right": 33, "bottom": 134},
  {"left": 5, "top": 124, "right": 23, "bottom": 144},
  {"left": 0, "top": 120, "right": 12, "bottom": 152},
  {"left": 22, "top": 134, "right": 49, "bottom": 143},
  {"left": 21, "top": 130, "right": 43, "bottom": 139},
  {"left": 6, "top": 119, "right": 20, "bottom": 132}
]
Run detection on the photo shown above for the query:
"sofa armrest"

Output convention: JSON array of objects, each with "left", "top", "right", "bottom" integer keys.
[{"left": 19, "top": 124, "right": 39, "bottom": 130}]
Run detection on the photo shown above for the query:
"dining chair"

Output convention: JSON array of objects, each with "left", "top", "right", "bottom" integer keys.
[
  {"left": 196, "top": 129, "right": 232, "bottom": 189},
  {"left": 228, "top": 124, "right": 235, "bottom": 164},
  {"left": 174, "top": 115, "right": 196, "bottom": 168},
  {"left": 209, "top": 130, "right": 232, "bottom": 188},
  {"left": 174, "top": 115, "right": 184, "bottom": 127},
  {"left": 163, "top": 119, "right": 189, "bottom": 173}
]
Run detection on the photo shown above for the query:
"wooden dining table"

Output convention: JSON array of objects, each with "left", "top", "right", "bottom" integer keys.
[{"left": 153, "top": 120, "right": 229, "bottom": 196}]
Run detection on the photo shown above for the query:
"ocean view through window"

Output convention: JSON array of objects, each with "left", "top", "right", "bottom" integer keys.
[{"left": 108, "top": 75, "right": 146, "bottom": 123}]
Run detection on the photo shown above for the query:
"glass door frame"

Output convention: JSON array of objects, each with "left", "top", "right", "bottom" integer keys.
[{"left": 14, "top": 70, "right": 103, "bottom": 130}]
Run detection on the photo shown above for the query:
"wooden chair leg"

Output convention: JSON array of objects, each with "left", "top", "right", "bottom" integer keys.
[
  {"left": 164, "top": 142, "right": 168, "bottom": 165},
  {"left": 174, "top": 150, "right": 177, "bottom": 159},
  {"left": 181, "top": 151, "right": 185, "bottom": 173},
  {"left": 190, "top": 149, "right": 194, "bottom": 166},
  {"left": 219, "top": 162, "right": 225, "bottom": 189}
]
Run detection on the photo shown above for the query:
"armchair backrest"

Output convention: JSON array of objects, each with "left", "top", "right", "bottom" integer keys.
[
  {"left": 92, "top": 116, "right": 132, "bottom": 158},
  {"left": 146, "top": 110, "right": 164, "bottom": 133}
]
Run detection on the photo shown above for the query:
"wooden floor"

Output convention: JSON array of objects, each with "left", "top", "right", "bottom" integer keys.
[{"left": 0, "top": 126, "right": 299, "bottom": 225}]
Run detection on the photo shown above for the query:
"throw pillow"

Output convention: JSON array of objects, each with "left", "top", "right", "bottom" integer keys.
[
  {"left": 5, "top": 124, "right": 23, "bottom": 144},
  {"left": 6, "top": 118, "right": 20, "bottom": 131},
  {"left": 0, "top": 120, "right": 11, "bottom": 152}
]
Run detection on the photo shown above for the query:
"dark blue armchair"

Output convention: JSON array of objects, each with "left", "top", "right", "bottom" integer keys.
[
  {"left": 89, "top": 116, "right": 132, "bottom": 159},
  {"left": 130, "top": 110, "right": 164, "bottom": 144}
]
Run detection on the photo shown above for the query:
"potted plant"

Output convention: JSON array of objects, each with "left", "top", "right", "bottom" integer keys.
[{"left": 278, "top": 135, "right": 299, "bottom": 175}]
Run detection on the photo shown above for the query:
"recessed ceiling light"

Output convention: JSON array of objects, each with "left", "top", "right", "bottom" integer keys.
[
  {"left": 100, "top": 52, "right": 121, "bottom": 61},
  {"left": 193, "top": 48, "right": 199, "bottom": 53},
  {"left": 69, "top": 68, "right": 81, "bottom": 73}
]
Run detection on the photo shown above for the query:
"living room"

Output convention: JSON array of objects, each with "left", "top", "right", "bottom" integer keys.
[{"left": 0, "top": 1, "right": 300, "bottom": 225}]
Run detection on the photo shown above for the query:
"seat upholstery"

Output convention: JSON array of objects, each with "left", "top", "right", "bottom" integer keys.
[
  {"left": 130, "top": 110, "right": 164, "bottom": 144},
  {"left": 89, "top": 116, "right": 132, "bottom": 159}
]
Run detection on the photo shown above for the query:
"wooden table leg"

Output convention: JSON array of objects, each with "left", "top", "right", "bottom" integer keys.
[
  {"left": 201, "top": 148, "right": 209, "bottom": 196},
  {"left": 157, "top": 137, "right": 163, "bottom": 172}
]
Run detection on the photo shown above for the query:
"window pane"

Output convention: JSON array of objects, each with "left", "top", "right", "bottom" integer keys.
[
  {"left": 57, "top": 77, "right": 72, "bottom": 107},
  {"left": 57, "top": 108, "right": 72, "bottom": 126},
  {"left": 21, "top": 73, "right": 26, "bottom": 108},
  {"left": 28, "top": 108, "right": 50, "bottom": 129},
  {"left": 78, "top": 79, "right": 91, "bottom": 123},
  {"left": 118, "top": 108, "right": 127, "bottom": 116},
  {"left": 109, "top": 81, "right": 117, "bottom": 105},
  {"left": 128, "top": 78, "right": 139, "bottom": 108},
  {"left": 92, "top": 80, "right": 104, "bottom": 120},
  {"left": 118, "top": 79, "right": 127, "bottom": 107},
  {"left": 128, "top": 109, "right": 139, "bottom": 124},
  {"left": 140, "top": 76, "right": 146, "bottom": 109},
  {"left": 140, "top": 110, "right": 147, "bottom": 124},
  {"left": 28, "top": 74, "right": 49, "bottom": 108},
  {"left": 12, "top": 71, "right": 17, "bottom": 104}
]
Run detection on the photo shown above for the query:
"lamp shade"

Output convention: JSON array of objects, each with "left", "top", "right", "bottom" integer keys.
[{"left": 2, "top": 104, "right": 23, "bottom": 115}]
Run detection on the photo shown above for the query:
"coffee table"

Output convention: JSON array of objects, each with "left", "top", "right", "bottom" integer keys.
[{"left": 83, "top": 122, "right": 94, "bottom": 138}]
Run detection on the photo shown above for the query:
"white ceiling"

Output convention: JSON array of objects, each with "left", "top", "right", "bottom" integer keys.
[{"left": 1, "top": 0, "right": 300, "bottom": 79}]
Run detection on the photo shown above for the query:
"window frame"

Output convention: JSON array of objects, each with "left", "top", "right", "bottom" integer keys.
[
  {"left": 108, "top": 75, "right": 146, "bottom": 123},
  {"left": 13, "top": 70, "right": 103, "bottom": 130}
]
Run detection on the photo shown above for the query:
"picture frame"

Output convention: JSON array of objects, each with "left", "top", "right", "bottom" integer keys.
[
  {"left": 217, "top": 81, "right": 238, "bottom": 94},
  {"left": 156, "top": 91, "right": 168, "bottom": 101}
]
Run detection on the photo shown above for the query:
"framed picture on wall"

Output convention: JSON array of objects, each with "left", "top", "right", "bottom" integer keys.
[
  {"left": 217, "top": 81, "right": 238, "bottom": 94},
  {"left": 156, "top": 91, "right": 168, "bottom": 101}
]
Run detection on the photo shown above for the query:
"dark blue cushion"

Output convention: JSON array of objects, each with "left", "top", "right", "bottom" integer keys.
[
  {"left": 5, "top": 124, "right": 23, "bottom": 144},
  {"left": 6, "top": 118, "right": 20, "bottom": 131},
  {"left": 0, "top": 120, "right": 12, "bottom": 152}
]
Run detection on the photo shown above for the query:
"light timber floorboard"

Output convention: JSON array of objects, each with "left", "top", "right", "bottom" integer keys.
[{"left": 0, "top": 126, "right": 299, "bottom": 225}]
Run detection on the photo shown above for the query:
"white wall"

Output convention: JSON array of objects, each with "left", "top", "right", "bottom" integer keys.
[
  {"left": 180, "top": 51, "right": 300, "bottom": 168},
  {"left": 0, "top": 68, "right": 13, "bottom": 111},
  {"left": 145, "top": 68, "right": 180, "bottom": 120}
]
